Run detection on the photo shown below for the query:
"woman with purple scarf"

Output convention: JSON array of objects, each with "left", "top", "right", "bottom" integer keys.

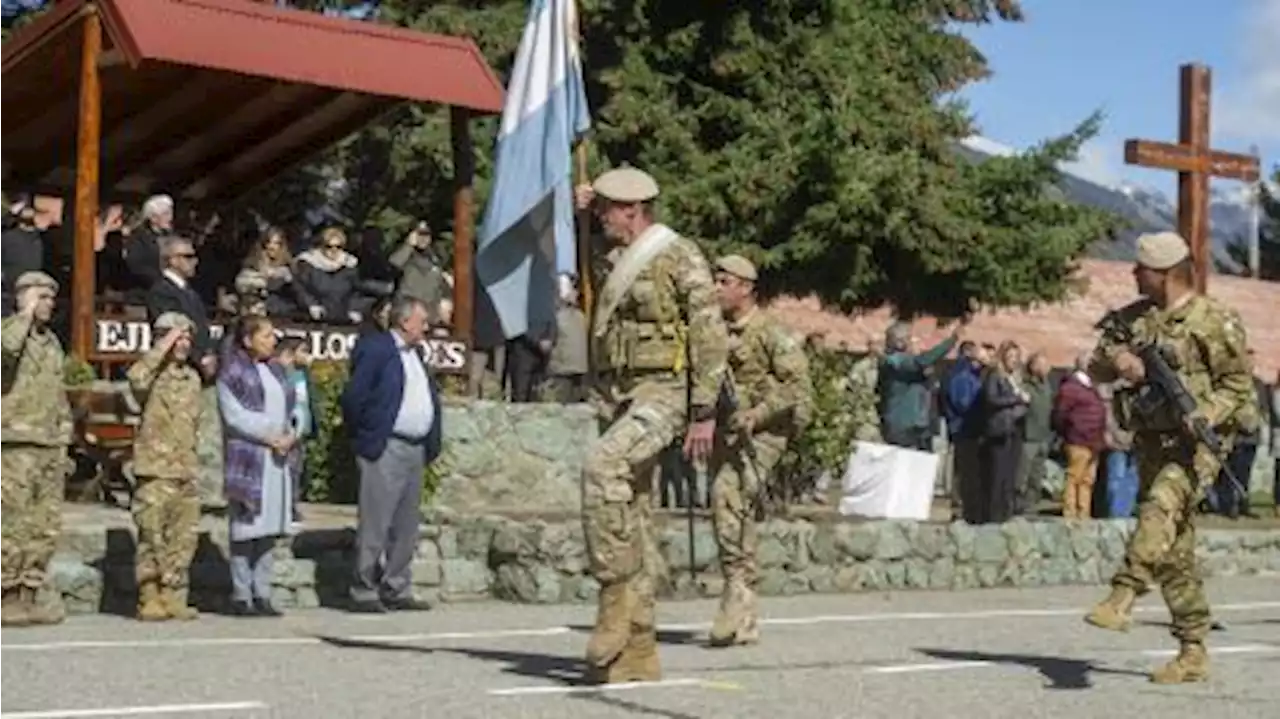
[{"left": 218, "top": 316, "right": 299, "bottom": 617}]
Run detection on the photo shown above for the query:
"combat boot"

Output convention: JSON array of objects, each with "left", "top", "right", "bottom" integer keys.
[
  {"left": 1151, "top": 641, "right": 1209, "bottom": 684},
  {"left": 136, "top": 582, "right": 169, "bottom": 622},
  {"left": 589, "top": 627, "right": 662, "bottom": 684},
  {"left": 585, "top": 582, "right": 634, "bottom": 668},
  {"left": 162, "top": 585, "right": 199, "bottom": 621},
  {"left": 1084, "top": 585, "right": 1136, "bottom": 632},
  {"left": 1, "top": 589, "right": 32, "bottom": 627},
  {"left": 23, "top": 587, "right": 64, "bottom": 626}
]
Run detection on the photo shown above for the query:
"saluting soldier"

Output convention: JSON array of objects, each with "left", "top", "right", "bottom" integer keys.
[
  {"left": 574, "top": 167, "right": 729, "bottom": 684},
  {"left": 1, "top": 271, "right": 74, "bottom": 626},
  {"left": 708, "top": 255, "right": 813, "bottom": 647},
  {"left": 1083, "top": 232, "right": 1259, "bottom": 683},
  {"left": 126, "top": 312, "right": 204, "bottom": 621}
]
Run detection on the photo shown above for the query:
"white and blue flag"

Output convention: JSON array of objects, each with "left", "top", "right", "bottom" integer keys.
[{"left": 475, "top": 0, "right": 591, "bottom": 342}]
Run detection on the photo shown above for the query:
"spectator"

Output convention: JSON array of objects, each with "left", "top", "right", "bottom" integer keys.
[
  {"left": 943, "top": 341, "right": 986, "bottom": 522},
  {"left": 506, "top": 312, "right": 557, "bottom": 404},
  {"left": 389, "top": 222, "right": 450, "bottom": 321},
  {"left": 341, "top": 297, "right": 441, "bottom": 613},
  {"left": 1052, "top": 355, "right": 1107, "bottom": 520},
  {"left": 294, "top": 227, "right": 363, "bottom": 324},
  {"left": 1019, "top": 352, "right": 1054, "bottom": 516},
  {"left": 543, "top": 274, "right": 588, "bottom": 403},
  {"left": 1, "top": 196, "right": 45, "bottom": 317},
  {"left": 243, "top": 227, "right": 298, "bottom": 318},
  {"left": 1101, "top": 383, "right": 1139, "bottom": 518},
  {"left": 980, "top": 341, "right": 1029, "bottom": 524},
  {"left": 360, "top": 296, "right": 394, "bottom": 336},
  {"left": 124, "top": 195, "right": 174, "bottom": 296},
  {"left": 879, "top": 319, "right": 965, "bottom": 450},
  {"left": 1212, "top": 353, "right": 1267, "bottom": 519},
  {"left": 1271, "top": 371, "right": 1279, "bottom": 517},
  {"left": 275, "top": 337, "right": 316, "bottom": 518},
  {"left": 218, "top": 316, "right": 298, "bottom": 617},
  {"left": 147, "top": 236, "right": 215, "bottom": 379},
  {"left": 355, "top": 227, "right": 399, "bottom": 288}
]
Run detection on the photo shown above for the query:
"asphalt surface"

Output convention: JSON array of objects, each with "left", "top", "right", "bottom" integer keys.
[{"left": 2, "top": 577, "right": 1277, "bottom": 719}]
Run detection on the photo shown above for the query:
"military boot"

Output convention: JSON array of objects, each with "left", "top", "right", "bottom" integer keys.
[
  {"left": 162, "top": 585, "right": 199, "bottom": 621},
  {"left": 585, "top": 582, "right": 634, "bottom": 668},
  {"left": 708, "top": 584, "right": 758, "bottom": 648},
  {"left": 1084, "top": 585, "right": 1136, "bottom": 632},
  {"left": 24, "top": 587, "right": 64, "bottom": 626},
  {"left": 589, "top": 627, "right": 662, "bottom": 684},
  {"left": 1, "top": 589, "right": 32, "bottom": 627},
  {"left": 1151, "top": 641, "right": 1209, "bottom": 684},
  {"left": 136, "top": 582, "right": 169, "bottom": 622}
]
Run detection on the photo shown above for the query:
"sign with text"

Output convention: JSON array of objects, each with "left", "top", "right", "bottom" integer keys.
[{"left": 93, "top": 318, "right": 470, "bottom": 374}]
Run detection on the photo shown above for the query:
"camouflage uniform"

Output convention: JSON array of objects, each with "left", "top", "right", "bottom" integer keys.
[
  {"left": 709, "top": 300, "right": 812, "bottom": 647},
  {"left": 846, "top": 354, "right": 882, "bottom": 442},
  {"left": 126, "top": 313, "right": 204, "bottom": 621},
  {"left": 1, "top": 273, "right": 74, "bottom": 626},
  {"left": 1083, "top": 235, "right": 1257, "bottom": 684},
  {"left": 583, "top": 168, "right": 729, "bottom": 684}
]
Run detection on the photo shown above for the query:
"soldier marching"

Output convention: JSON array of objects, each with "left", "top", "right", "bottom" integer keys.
[
  {"left": 708, "top": 254, "right": 813, "bottom": 647},
  {"left": 574, "top": 167, "right": 729, "bottom": 683},
  {"left": 1083, "top": 231, "right": 1259, "bottom": 684}
]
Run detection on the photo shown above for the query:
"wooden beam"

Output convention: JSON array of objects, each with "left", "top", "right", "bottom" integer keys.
[
  {"left": 115, "top": 82, "right": 320, "bottom": 193},
  {"left": 182, "top": 93, "right": 385, "bottom": 199},
  {"left": 71, "top": 8, "right": 102, "bottom": 361},
  {"left": 451, "top": 106, "right": 476, "bottom": 345},
  {"left": 1123, "top": 140, "right": 1260, "bottom": 181}
]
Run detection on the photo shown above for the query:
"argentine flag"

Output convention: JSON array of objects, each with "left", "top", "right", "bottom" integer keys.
[{"left": 475, "top": 0, "right": 591, "bottom": 342}]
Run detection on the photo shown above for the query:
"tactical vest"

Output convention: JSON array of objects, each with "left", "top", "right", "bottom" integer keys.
[{"left": 601, "top": 264, "right": 684, "bottom": 374}]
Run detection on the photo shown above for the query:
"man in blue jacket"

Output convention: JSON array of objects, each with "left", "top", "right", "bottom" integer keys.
[
  {"left": 943, "top": 341, "right": 988, "bottom": 522},
  {"left": 341, "top": 296, "right": 442, "bottom": 613}
]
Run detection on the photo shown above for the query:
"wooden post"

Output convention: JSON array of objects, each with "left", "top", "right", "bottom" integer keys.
[
  {"left": 71, "top": 7, "right": 103, "bottom": 360},
  {"left": 1123, "top": 64, "right": 1260, "bottom": 294},
  {"left": 450, "top": 106, "right": 475, "bottom": 345},
  {"left": 575, "top": 143, "right": 593, "bottom": 314}
]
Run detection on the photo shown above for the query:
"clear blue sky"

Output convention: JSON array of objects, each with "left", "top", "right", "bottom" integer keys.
[{"left": 958, "top": 0, "right": 1280, "bottom": 194}]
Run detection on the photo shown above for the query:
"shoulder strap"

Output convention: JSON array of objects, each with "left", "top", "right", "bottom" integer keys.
[{"left": 592, "top": 224, "right": 679, "bottom": 337}]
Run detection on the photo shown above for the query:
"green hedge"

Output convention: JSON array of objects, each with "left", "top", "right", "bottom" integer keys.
[{"left": 302, "top": 362, "right": 448, "bottom": 505}]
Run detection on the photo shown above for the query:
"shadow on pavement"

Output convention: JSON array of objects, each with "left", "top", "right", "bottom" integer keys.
[
  {"left": 313, "top": 636, "right": 704, "bottom": 719},
  {"left": 915, "top": 647, "right": 1150, "bottom": 689},
  {"left": 566, "top": 624, "right": 704, "bottom": 646}
]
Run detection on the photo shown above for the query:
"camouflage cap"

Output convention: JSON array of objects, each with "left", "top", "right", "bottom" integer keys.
[
  {"left": 1135, "top": 231, "right": 1190, "bottom": 270},
  {"left": 13, "top": 271, "right": 58, "bottom": 293},
  {"left": 153, "top": 311, "right": 194, "bottom": 332},
  {"left": 715, "top": 254, "right": 758, "bottom": 282},
  {"left": 592, "top": 167, "right": 660, "bottom": 203}
]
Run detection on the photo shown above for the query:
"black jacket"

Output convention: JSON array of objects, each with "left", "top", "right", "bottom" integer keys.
[{"left": 146, "top": 275, "right": 212, "bottom": 360}]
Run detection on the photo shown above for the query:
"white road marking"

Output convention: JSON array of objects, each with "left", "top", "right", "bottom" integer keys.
[
  {"left": 1, "top": 627, "right": 570, "bottom": 652},
  {"left": 1140, "top": 643, "right": 1279, "bottom": 657},
  {"left": 0, "top": 701, "right": 267, "bottom": 718},
  {"left": 487, "top": 678, "right": 707, "bottom": 696},
  {"left": 4, "top": 600, "right": 1276, "bottom": 653},
  {"left": 865, "top": 660, "right": 995, "bottom": 674}
]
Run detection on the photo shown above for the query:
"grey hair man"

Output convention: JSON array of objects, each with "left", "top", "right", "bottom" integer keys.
[
  {"left": 124, "top": 194, "right": 176, "bottom": 289},
  {"left": 342, "top": 296, "right": 442, "bottom": 613}
]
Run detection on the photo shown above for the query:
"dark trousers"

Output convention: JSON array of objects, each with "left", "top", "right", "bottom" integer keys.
[
  {"left": 505, "top": 336, "right": 548, "bottom": 403},
  {"left": 1017, "top": 441, "right": 1048, "bottom": 516},
  {"left": 980, "top": 435, "right": 1022, "bottom": 524},
  {"left": 351, "top": 437, "right": 425, "bottom": 603},
  {"left": 952, "top": 438, "right": 983, "bottom": 523},
  {"left": 883, "top": 426, "right": 932, "bottom": 452}
]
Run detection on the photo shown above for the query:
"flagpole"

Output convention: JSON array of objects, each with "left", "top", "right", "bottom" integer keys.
[{"left": 575, "top": 142, "right": 594, "bottom": 318}]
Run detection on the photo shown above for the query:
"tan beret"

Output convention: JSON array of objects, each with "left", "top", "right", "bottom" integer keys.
[
  {"left": 153, "top": 312, "right": 193, "bottom": 332},
  {"left": 14, "top": 271, "right": 57, "bottom": 293},
  {"left": 1135, "top": 231, "right": 1190, "bottom": 270},
  {"left": 592, "top": 167, "right": 660, "bottom": 203},
  {"left": 715, "top": 254, "right": 758, "bottom": 282}
]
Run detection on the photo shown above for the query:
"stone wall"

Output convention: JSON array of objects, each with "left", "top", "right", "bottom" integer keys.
[
  {"left": 47, "top": 513, "right": 1280, "bottom": 615},
  {"left": 434, "top": 401, "right": 598, "bottom": 513}
]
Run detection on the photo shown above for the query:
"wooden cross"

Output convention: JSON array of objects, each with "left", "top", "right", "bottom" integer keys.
[{"left": 1124, "top": 63, "right": 1261, "bottom": 293}]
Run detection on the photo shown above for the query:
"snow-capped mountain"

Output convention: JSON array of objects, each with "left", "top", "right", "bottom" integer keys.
[{"left": 957, "top": 136, "right": 1258, "bottom": 272}]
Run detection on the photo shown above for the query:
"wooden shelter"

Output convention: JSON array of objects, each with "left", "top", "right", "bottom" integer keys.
[{"left": 2, "top": 0, "right": 505, "bottom": 358}]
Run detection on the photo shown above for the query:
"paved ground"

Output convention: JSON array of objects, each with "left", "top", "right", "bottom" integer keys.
[{"left": 3, "top": 577, "right": 1277, "bottom": 719}]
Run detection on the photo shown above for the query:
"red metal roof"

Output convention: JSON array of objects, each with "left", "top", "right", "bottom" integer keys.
[{"left": 2, "top": 0, "right": 504, "bottom": 202}]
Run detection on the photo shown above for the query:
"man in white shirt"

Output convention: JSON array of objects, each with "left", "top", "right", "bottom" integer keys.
[{"left": 341, "top": 297, "right": 442, "bottom": 613}]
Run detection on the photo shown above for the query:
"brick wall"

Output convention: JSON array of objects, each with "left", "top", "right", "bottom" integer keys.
[{"left": 766, "top": 259, "right": 1280, "bottom": 378}]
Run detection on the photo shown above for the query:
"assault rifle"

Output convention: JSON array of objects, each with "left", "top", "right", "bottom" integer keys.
[{"left": 1096, "top": 311, "right": 1248, "bottom": 499}]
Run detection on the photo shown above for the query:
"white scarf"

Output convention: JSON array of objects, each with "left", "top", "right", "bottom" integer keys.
[{"left": 592, "top": 223, "right": 679, "bottom": 338}]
